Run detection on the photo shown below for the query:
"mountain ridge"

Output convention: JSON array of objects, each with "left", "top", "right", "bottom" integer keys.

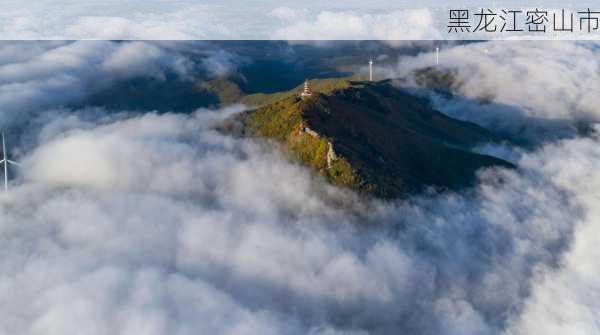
[{"left": 226, "top": 79, "right": 514, "bottom": 198}]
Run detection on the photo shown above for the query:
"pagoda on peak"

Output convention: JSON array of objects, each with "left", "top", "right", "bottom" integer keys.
[{"left": 300, "top": 79, "right": 312, "bottom": 97}]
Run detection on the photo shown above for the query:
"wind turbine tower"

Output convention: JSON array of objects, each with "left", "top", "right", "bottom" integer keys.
[
  {"left": 1, "top": 132, "right": 19, "bottom": 193},
  {"left": 436, "top": 46, "right": 439, "bottom": 66},
  {"left": 369, "top": 58, "right": 373, "bottom": 82}
]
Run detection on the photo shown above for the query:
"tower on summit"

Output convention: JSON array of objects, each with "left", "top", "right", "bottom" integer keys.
[{"left": 300, "top": 79, "right": 312, "bottom": 97}]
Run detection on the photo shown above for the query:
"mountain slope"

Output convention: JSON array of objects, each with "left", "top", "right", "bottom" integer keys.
[{"left": 231, "top": 80, "right": 514, "bottom": 198}]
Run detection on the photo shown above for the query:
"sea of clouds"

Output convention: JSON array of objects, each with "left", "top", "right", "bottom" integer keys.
[
  {"left": 0, "top": 40, "right": 599, "bottom": 335},
  {"left": 392, "top": 41, "right": 600, "bottom": 143},
  {"left": 0, "top": 1, "right": 444, "bottom": 40},
  {"left": 3, "top": 1, "right": 599, "bottom": 41}
]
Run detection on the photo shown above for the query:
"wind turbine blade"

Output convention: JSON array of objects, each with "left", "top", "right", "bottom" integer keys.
[
  {"left": 0, "top": 159, "right": 4, "bottom": 164},
  {"left": 1, "top": 132, "right": 5, "bottom": 161},
  {"left": 6, "top": 160, "right": 20, "bottom": 166}
]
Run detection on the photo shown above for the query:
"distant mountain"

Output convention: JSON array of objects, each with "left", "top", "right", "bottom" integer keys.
[
  {"left": 226, "top": 79, "right": 514, "bottom": 198},
  {"left": 76, "top": 41, "right": 445, "bottom": 112}
]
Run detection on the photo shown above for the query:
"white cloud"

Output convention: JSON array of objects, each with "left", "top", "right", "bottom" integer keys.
[
  {"left": 269, "top": 7, "right": 308, "bottom": 21},
  {"left": 102, "top": 42, "right": 169, "bottom": 79},
  {"left": 0, "top": 2, "right": 446, "bottom": 40},
  {"left": 1, "top": 103, "right": 599, "bottom": 334},
  {"left": 0, "top": 3, "right": 236, "bottom": 40},
  {"left": 1, "top": 2, "right": 600, "bottom": 40},
  {"left": 0, "top": 40, "right": 600, "bottom": 334},
  {"left": 0, "top": 41, "right": 201, "bottom": 126},
  {"left": 272, "top": 9, "right": 442, "bottom": 40},
  {"left": 200, "top": 49, "right": 248, "bottom": 78},
  {"left": 502, "top": 129, "right": 600, "bottom": 335},
  {"left": 388, "top": 41, "right": 600, "bottom": 141}
]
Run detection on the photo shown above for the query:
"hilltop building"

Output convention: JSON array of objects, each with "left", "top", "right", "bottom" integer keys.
[{"left": 300, "top": 79, "right": 312, "bottom": 97}]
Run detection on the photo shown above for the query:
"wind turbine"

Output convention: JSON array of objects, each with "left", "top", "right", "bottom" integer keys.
[
  {"left": 435, "top": 46, "right": 440, "bottom": 65},
  {"left": 1, "top": 132, "right": 19, "bottom": 193},
  {"left": 368, "top": 57, "right": 373, "bottom": 82}
]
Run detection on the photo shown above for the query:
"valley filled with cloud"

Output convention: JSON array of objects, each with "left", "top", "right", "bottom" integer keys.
[{"left": 0, "top": 40, "right": 599, "bottom": 335}]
